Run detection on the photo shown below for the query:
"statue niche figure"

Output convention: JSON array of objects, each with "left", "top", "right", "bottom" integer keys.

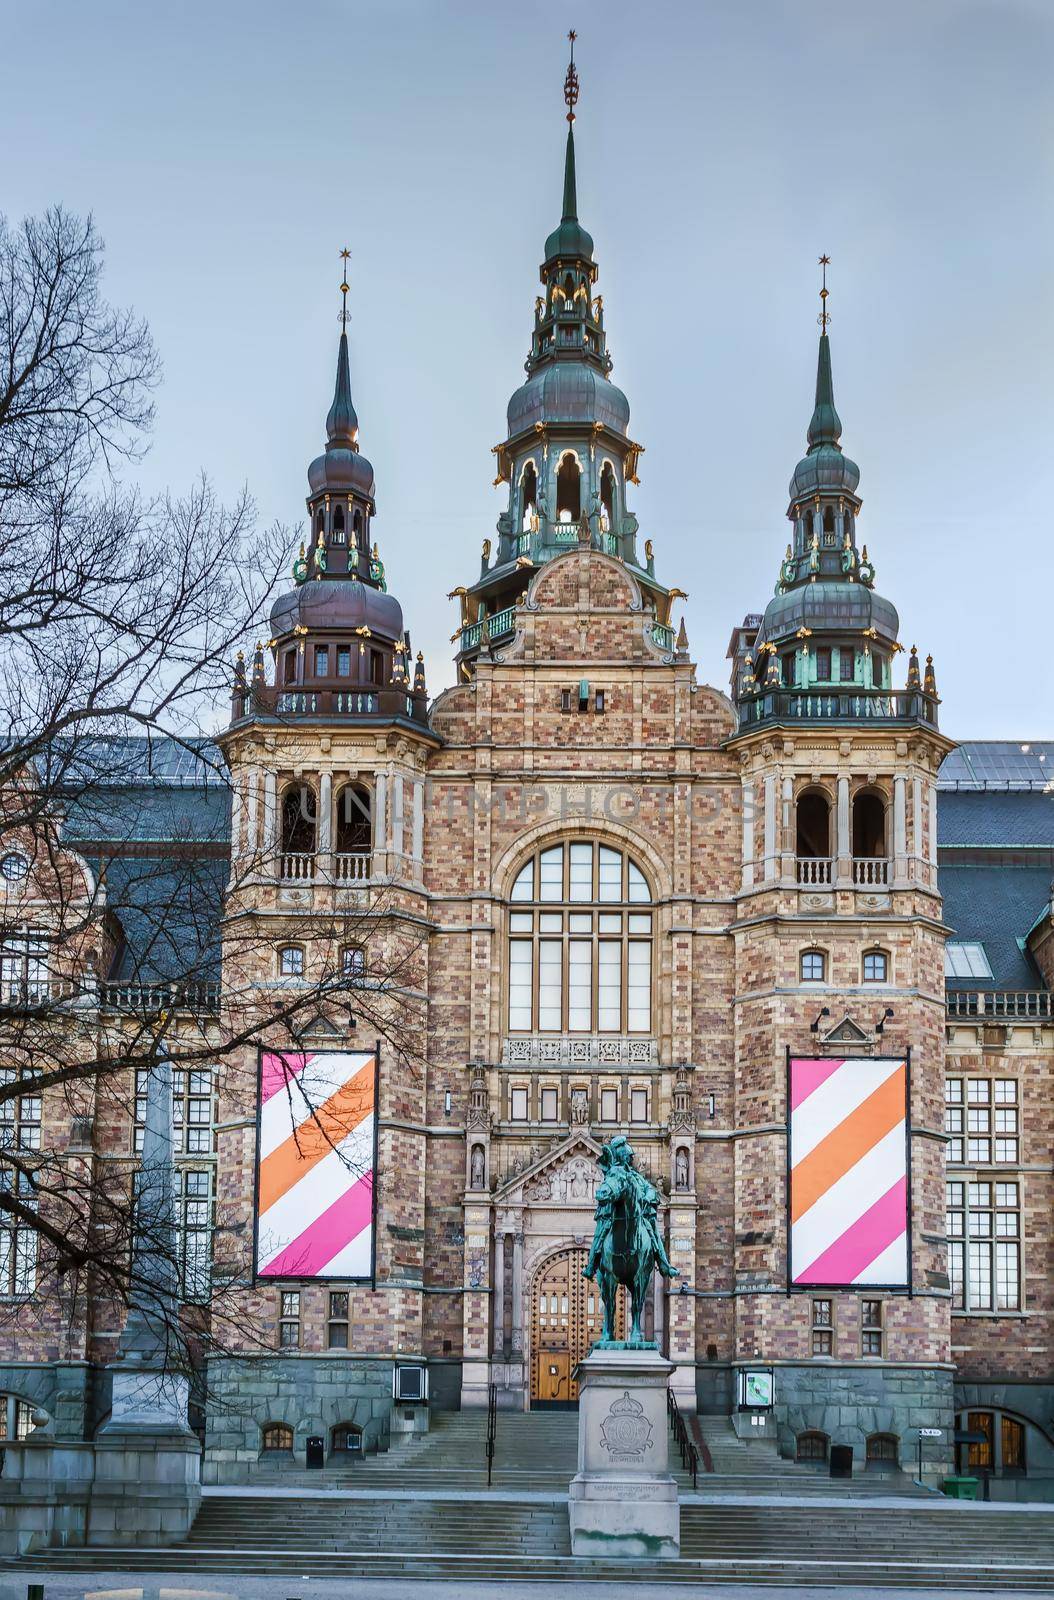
[{"left": 583, "top": 1135, "right": 678, "bottom": 1348}]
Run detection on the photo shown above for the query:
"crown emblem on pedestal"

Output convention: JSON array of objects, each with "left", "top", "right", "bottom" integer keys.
[{"left": 599, "top": 1391, "right": 653, "bottom": 1461}]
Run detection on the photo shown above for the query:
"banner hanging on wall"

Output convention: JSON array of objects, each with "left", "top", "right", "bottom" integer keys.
[
  {"left": 254, "top": 1049, "right": 378, "bottom": 1282},
  {"left": 788, "top": 1055, "right": 909, "bottom": 1289}
]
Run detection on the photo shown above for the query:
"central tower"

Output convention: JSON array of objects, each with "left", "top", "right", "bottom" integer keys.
[{"left": 452, "top": 34, "right": 672, "bottom": 668}]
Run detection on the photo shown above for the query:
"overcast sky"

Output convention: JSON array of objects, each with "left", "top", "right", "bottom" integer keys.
[{"left": 5, "top": 0, "right": 1053, "bottom": 738}]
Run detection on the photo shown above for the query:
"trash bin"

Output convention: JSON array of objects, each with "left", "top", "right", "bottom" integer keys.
[
  {"left": 830, "top": 1444, "right": 854, "bottom": 1478},
  {"left": 306, "top": 1435, "right": 324, "bottom": 1469},
  {"left": 941, "top": 1475, "right": 979, "bottom": 1500}
]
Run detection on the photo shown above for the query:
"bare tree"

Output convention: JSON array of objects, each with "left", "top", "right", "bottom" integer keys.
[{"left": 0, "top": 208, "right": 429, "bottom": 1387}]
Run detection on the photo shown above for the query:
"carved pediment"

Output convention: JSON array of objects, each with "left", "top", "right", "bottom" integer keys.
[
  {"left": 820, "top": 1012, "right": 872, "bottom": 1047},
  {"left": 495, "top": 1134, "right": 601, "bottom": 1206}
]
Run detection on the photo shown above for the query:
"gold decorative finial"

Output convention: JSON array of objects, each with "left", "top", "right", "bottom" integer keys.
[
  {"left": 564, "top": 30, "right": 579, "bottom": 123},
  {"left": 818, "top": 254, "right": 831, "bottom": 332},
  {"left": 339, "top": 247, "right": 351, "bottom": 330}
]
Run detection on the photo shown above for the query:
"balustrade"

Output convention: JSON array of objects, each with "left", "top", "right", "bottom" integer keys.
[
  {"left": 796, "top": 857, "right": 832, "bottom": 885},
  {"left": 334, "top": 852, "right": 371, "bottom": 883},
  {"left": 852, "top": 857, "right": 890, "bottom": 885},
  {"left": 279, "top": 853, "right": 316, "bottom": 882}
]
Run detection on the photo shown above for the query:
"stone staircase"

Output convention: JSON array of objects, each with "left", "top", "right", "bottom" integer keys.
[
  {"left": 12, "top": 1498, "right": 1054, "bottom": 1588},
  {"left": 246, "top": 1407, "right": 696, "bottom": 1492}
]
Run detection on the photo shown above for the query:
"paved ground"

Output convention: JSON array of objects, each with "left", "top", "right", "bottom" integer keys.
[{"left": 1, "top": 1581, "right": 1049, "bottom": 1600}]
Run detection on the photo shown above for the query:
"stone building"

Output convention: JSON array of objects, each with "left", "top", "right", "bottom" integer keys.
[{"left": 0, "top": 84, "right": 1052, "bottom": 1504}]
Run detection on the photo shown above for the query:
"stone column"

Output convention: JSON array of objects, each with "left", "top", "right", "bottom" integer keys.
[
  {"left": 412, "top": 777, "right": 425, "bottom": 876},
  {"left": 229, "top": 774, "right": 242, "bottom": 863},
  {"left": 391, "top": 772, "right": 405, "bottom": 862},
  {"left": 780, "top": 776, "right": 794, "bottom": 881},
  {"left": 510, "top": 1233, "right": 525, "bottom": 1355},
  {"left": 763, "top": 774, "right": 776, "bottom": 883},
  {"left": 912, "top": 776, "right": 924, "bottom": 881},
  {"left": 836, "top": 775, "right": 851, "bottom": 883},
  {"left": 929, "top": 781, "right": 939, "bottom": 868},
  {"left": 741, "top": 778, "right": 754, "bottom": 890},
  {"left": 245, "top": 768, "right": 259, "bottom": 863},
  {"left": 318, "top": 770, "right": 332, "bottom": 876},
  {"left": 263, "top": 770, "right": 278, "bottom": 873},
  {"left": 493, "top": 1230, "right": 506, "bottom": 1358},
  {"left": 893, "top": 775, "right": 908, "bottom": 882},
  {"left": 374, "top": 771, "right": 388, "bottom": 871}
]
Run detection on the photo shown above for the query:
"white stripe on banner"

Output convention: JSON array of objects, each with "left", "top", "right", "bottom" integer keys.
[
  {"left": 854, "top": 1234, "right": 907, "bottom": 1287},
  {"left": 791, "top": 1057, "right": 903, "bottom": 1163},
  {"left": 791, "top": 1122, "right": 905, "bottom": 1274},
  {"left": 315, "top": 1227, "right": 374, "bottom": 1279},
  {"left": 257, "top": 1115, "right": 375, "bottom": 1271}
]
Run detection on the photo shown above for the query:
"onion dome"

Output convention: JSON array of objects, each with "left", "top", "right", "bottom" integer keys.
[
  {"left": 788, "top": 332, "right": 860, "bottom": 500},
  {"left": 507, "top": 364, "right": 630, "bottom": 436},
  {"left": 759, "top": 580, "right": 900, "bottom": 650},
  {"left": 269, "top": 580, "right": 404, "bottom": 645},
  {"left": 307, "top": 330, "right": 376, "bottom": 501}
]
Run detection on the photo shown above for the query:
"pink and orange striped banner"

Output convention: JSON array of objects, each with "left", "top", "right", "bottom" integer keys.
[
  {"left": 255, "top": 1050, "right": 377, "bottom": 1281},
  {"left": 789, "top": 1056, "right": 908, "bottom": 1288}
]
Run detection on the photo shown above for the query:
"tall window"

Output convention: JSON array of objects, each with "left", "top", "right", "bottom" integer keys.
[
  {"left": 279, "top": 1290, "right": 301, "bottom": 1348},
  {"left": 947, "top": 1179, "right": 1020, "bottom": 1311},
  {"left": 861, "top": 1299, "right": 883, "bottom": 1356},
  {"left": 0, "top": 1070, "right": 40, "bottom": 1151},
  {"left": 136, "top": 1066, "right": 215, "bottom": 1156},
  {"left": 508, "top": 842, "right": 652, "bottom": 1034},
  {"left": 811, "top": 1298, "right": 833, "bottom": 1356},
  {"left": 178, "top": 1170, "right": 213, "bottom": 1300},
  {"left": 0, "top": 1166, "right": 36, "bottom": 1295},
  {"left": 556, "top": 452, "right": 581, "bottom": 522},
  {"left": 328, "top": 1291, "right": 350, "bottom": 1348}
]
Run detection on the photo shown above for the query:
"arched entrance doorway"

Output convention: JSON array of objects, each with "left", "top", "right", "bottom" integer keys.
[{"left": 529, "top": 1246, "right": 628, "bottom": 1408}]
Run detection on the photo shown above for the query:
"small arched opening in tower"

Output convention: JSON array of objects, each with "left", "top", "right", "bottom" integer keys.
[
  {"left": 795, "top": 788, "right": 831, "bottom": 867},
  {"left": 281, "top": 783, "right": 317, "bottom": 857},
  {"left": 332, "top": 505, "right": 346, "bottom": 546},
  {"left": 600, "top": 462, "right": 617, "bottom": 531},
  {"left": 520, "top": 461, "right": 538, "bottom": 532},
  {"left": 352, "top": 508, "right": 363, "bottom": 550},
  {"left": 822, "top": 506, "right": 836, "bottom": 545},
  {"left": 556, "top": 452, "right": 581, "bottom": 524},
  {"left": 852, "top": 789, "right": 887, "bottom": 860},
  {"left": 335, "top": 783, "right": 372, "bottom": 862}
]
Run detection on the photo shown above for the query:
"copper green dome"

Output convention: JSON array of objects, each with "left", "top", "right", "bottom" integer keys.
[{"left": 760, "top": 581, "right": 900, "bottom": 648}]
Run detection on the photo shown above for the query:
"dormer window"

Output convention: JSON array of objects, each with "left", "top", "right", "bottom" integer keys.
[{"left": 314, "top": 645, "right": 329, "bottom": 677}]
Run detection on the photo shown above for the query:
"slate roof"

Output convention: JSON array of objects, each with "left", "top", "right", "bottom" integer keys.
[
  {"left": 938, "top": 864, "right": 1049, "bottom": 990},
  {"left": 939, "top": 742, "right": 1054, "bottom": 791},
  {"left": 937, "top": 790, "right": 1054, "bottom": 851}
]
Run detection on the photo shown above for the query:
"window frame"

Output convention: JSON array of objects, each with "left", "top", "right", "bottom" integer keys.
[
  {"left": 800, "top": 949, "right": 826, "bottom": 984},
  {"left": 278, "top": 944, "right": 305, "bottom": 979},
  {"left": 862, "top": 949, "right": 889, "bottom": 984}
]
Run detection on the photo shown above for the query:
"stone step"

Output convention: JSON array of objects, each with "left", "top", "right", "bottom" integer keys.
[{"left": 11, "top": 1550, "right": 1054, "bottom": 1589}]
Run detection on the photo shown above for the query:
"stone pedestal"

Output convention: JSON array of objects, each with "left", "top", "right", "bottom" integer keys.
[{"left": 569, "top": 1346, "right": 679, "bottom": 1559}]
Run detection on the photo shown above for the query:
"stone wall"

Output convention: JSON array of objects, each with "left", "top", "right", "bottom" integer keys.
[
  {"left": 203, "top": 1355, "right": 394, "bottom": 1483},
  {"left": 772, "top": 1361, "right": 954, "bottom": 1478}
]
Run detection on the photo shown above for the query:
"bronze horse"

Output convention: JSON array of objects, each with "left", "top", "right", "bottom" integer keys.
[{"left": 584, "top": 1139, "right": 677, "bottom": 1347}]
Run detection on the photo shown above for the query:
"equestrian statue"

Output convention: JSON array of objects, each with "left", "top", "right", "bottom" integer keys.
[{"left": 583, "top": 1135, "right": 678, "bottom": 1347}]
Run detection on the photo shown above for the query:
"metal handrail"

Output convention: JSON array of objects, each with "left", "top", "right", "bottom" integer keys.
[
  {"left": 486, "top": 1382, "right": 497, "bottom": 1487},
  {"left": 667, "top": 1387, "right": 699, "bottom": 1489}
]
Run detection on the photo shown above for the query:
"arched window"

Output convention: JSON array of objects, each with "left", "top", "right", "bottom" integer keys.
[
  {"left": 822, "top": 506, "right": 835, "bottom": 543},
  {"left": 796, "top": 1431, "right": 829, "bottom": 1463},
  {"left": 315, "top": 511, "right": 324, "bottom": 537},
  {"left": 862, "top": 949, "right": 888, "bottom": 983},
  {"left": 866, "top": 1433, "right": 898, "bottom": 1468},
  {"left": 278, "top": 944, "right": 304, "bottom": 978},
  {"left": 352, "top": 509, "right": 363, "bottom": 547},
  {"left": 556, "top": 453, "right": 581, "bottom": 523},
  {"left": 800, "top": 949, "right": 826, "bottom": 984},
  {"left": 520, "top": 460, "right": 538, "bottom": 531},
  {"left": 332, "top": 505, "right": 346, "bottom": 545},
  {"left": 563, "top": 271, "right": 575, "bottom": 306},
  {"left": 331, "top": 1423, "right": 363, "bottom": 1456},
  {"left": 261, "top": 1423, "right": 293, "bottom": 1453},
  {"left": 796, "top": 789, "right": 831, "bottom": 883},
  {"left": 0, "top": 1395, "right": 38, "bottom": 1441},
  {"left": 600, "top": 462, "right": 617, "bottom": 531},
  {"left": 281, "top": 784, "right": 317, "bottom": 855},
  {"left": 335, "top": 784, "right": 372, "bottom": 856},
  {"left": 508, "top": 841, "right": 652, "bottom": 1034},
  {"left": 852, "top": 789, "right": 886, "bottom": 859}
]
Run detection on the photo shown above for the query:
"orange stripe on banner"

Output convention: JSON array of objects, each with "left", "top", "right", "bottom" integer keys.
[
  {"left": 259, "top": 1060, "right": 374, "bottom": 1213},
  {"left": 791, "top": 1067, "right": 905, "bottom": 1224}
]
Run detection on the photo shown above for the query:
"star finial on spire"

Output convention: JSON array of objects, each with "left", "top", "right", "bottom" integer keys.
[
  {"left": 339, "top": 246, "right": 351, "bottom": 329},
  {"left": 564, "top": 29, "right": 580, "bottom": 124},
  {"left": 818, "top": 254, "right": 831, "bottom": 333}
]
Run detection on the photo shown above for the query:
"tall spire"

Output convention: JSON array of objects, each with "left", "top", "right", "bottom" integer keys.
[
  {"left": 326, "top": 248, "right": 359, "bottom": 449},
  {"left": 807, "top": 256, "right": 842, "bottom": 450},
  {"left": 562, "top": 30, "right": 579, "bottom": 222}
]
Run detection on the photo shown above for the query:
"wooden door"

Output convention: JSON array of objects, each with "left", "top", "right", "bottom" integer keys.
[{"left": 529, "top": 1247, "right": 626, "bottom": 1407}]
